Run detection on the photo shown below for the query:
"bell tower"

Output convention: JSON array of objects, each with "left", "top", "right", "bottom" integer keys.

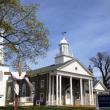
[
  {"left": 59, "top": 37, "right": 69, "bottom": 55},
  {"left": 55, "top": 33, "right": 73, "bottom": 64}
]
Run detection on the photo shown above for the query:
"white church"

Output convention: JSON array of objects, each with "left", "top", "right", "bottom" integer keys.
[
  {"left": 0, "top": 34, "right": 108, "bottom": 106},
  {"left": 16, "top": 37, "right": 107, "bottom": 106}
]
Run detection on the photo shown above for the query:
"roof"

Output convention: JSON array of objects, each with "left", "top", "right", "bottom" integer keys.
[
  {"left": 72, "top": 58, "right": 93, "bottom": 76},
  {"left": 93, "top": 80, "right": 99, "bottom": 87},
  {"left": 29, "top": 58, "right": 93, "bottom": 77},
  {"left": 30, "top": 60, "right": 73, "bottom": 77},
  {"left": 60, "top": 37, "right": 68, "bottom": 44},
  {"left": 93, "top": 80, "right": 108, "bottom": 91}
]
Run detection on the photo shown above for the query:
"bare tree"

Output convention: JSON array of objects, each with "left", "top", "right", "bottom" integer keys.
[{"left": 90, "top": 52, "right": 110, "bottom": 89}]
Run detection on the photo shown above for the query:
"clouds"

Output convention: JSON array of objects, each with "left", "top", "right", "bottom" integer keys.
[{"left": 22, "top": 0, "right": 110, "bottom": 77}]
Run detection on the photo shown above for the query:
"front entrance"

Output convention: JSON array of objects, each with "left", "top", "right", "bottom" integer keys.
[{"left": 65, "top": 89, "right": 71, "bottom": 105}]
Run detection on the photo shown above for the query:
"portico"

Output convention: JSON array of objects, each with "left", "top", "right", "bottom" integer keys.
[
  {"left": 46, "top": 37, "right": 94, "bottom": 106},
  {"left": 48, "top": 71, "right": 94, "bottom": 106}
]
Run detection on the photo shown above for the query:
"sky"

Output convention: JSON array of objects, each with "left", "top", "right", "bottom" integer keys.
[{"left": 22, "top": 0, "right": 110, "bottom": 77}]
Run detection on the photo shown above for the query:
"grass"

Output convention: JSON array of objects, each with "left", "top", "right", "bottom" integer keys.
[{"left": 0, "top": 106, "right": 96, "bottom": 110}]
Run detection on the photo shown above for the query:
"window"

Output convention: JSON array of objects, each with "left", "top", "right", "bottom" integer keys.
[
  {"left": 40, "top": 93, "right": 44, "bottom": 101},
  {"left": 32, "top": 82, "right": 35, "bottom": 94},
  {"left": 67, "top": 90, "right": 70, "bottom": 98},
  {"left": 40, "top": 80, "right": 44, "bottom": 88},
  {"left": 22, "top": 83, "right": 26, "bottom": 96},
  {"left": 75, "top": 67, "right": 78, "bottom": 70},
  {"left": 62, "top": 45, "right": 66, "bottom": 54}
]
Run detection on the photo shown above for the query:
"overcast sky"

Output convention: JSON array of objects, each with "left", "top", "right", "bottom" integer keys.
[{"left": 22, "top": 0, "right": 110, "bottom": 77}]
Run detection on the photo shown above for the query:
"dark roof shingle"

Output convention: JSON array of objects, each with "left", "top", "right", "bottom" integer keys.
[{"left": 29, "top": 60, "right": 73, "bottom": 77}]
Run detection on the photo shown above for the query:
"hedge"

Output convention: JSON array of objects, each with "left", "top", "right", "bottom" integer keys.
[{"left": 0, "top": 106, "right": 96, "bottom": 110}]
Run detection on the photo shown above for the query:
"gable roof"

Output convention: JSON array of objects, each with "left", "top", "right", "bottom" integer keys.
[
  {"left": 57, "top": 58, "right": 93, "bottom": 76},
  {"left": 93, "top": 80, "right": 99, "bottom": 87},
  {"left": 93, "top": 80, "right": 108, "bottom": 91},
  {"left": 75, "top": 59, "right": 93, "bottom": 76},
  {"left": 30, "top": 60, "right": 73, "bottom": 77},
  {"left": 30, "top": 58, "right": 93, "bottom": 77}
]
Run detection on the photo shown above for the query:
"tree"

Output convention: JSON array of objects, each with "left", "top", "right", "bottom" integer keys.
[
  {"left": 0, "top": 0, "right": 49, "bottom": 70},
  {"left": 0, "top": 1, "right": 49, "bottom": 109},
  {"left": 90, "top": 52, "right": 110, "bottom": 89}
]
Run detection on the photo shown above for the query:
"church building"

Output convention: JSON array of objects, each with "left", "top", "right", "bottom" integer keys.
[
  {"left": 5, "top": 36, "right": 108, "bottom": 106},
  {"left": 27, "top": 37, "right": 95, "bottom": 106}
]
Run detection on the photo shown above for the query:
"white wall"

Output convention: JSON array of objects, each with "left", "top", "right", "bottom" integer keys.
[
  {"left": 0, "top": 66, "right": 10, "bottom": 106},
  {"left": 55, "top": 56, "right": 72, "bottom": 64},
  {"left": 59, "top": 61, "right": 91, "bottom": 76},
  {"left": 94, "top": 83, "right": 105, "bottom": 91}
]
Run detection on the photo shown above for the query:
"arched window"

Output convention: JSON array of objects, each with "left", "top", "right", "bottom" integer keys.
[{"left": 22, "top": 83, "right": 26, "bottom": 97}]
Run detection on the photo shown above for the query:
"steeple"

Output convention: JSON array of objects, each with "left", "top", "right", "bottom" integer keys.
[{"left": 55, "top": 33, "right": 73, "bottom": 64}]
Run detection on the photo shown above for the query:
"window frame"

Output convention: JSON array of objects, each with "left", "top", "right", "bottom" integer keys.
[
  {"left": 40, "top": 92, "right": 44, "bottom": 101},
  {"left": 40, "top": 80, "right": 44, "bottom": 88}
]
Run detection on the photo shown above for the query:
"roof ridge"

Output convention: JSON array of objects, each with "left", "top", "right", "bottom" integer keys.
[{"left": 30, "top": 60, "right": 73, "bottom": 77}]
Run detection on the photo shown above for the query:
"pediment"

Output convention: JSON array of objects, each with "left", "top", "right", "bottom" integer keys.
[
  {"left": 94, "top": 83, "right": 105, "bottom": 91},
  {"left": 94, "top": 82, "right": 106, "bottom": 91},
  {"left": 57, "top": 60, "right": 92, "bottom": 76}
]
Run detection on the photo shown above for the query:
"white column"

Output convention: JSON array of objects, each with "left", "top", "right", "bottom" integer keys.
[
  {"left": 80, "top": 78, "right": 84, "bottom": 105},
  {"left": 52, "top": 76, "right": 54, "bottom": 105},
  {"left": 59, "top": 75, "right": 62, "bottom": 105},
  {"left": 89, "top": 79, "right": 92, "bottom": 105},
  {"left": 70, "top": 77, "right": 73, "bottom": 105},
  {"left": 48, "top": 74, "right": 51, "bottom": 105},
  {"left": 91, "top": 80, "right": 94, "bottom": 105},
  {"left": 56, "top": 75, "right": 59, "bottom": 105}
]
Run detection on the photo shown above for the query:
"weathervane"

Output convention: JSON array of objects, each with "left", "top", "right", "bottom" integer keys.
[
  {"left": 62, "top": 32, "right": 67, "bottom": 36},
  {"left": 62, "top": 32, "right": 67, "bottom": 40}
]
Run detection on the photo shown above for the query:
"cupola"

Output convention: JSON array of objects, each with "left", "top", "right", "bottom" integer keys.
[{"left": 55, "top": 33, "right": 73, "bottom": 64}]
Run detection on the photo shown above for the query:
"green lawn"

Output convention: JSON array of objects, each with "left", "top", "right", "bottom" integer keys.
[{"left": 0, "top": 106, "right": 96, "bottom": 110}]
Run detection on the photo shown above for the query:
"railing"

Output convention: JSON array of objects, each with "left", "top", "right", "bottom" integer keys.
[{"left": 19, "top": 97, "right": 33, "bottom": 106}]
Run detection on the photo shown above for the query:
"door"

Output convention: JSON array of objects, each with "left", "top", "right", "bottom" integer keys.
[{"left": 65, "top": 90, "right": 71, "bottom": 105}]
